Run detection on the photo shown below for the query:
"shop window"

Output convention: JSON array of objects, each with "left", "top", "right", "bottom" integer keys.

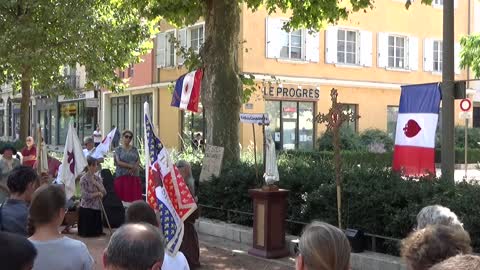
[
  {"left": 182, "top": 103, "right": 205, "bottom": 150},
  {"left": 473, "top": 107, "right": 480, "bottom": 128},
  {"left": 59, "top": 101, "right": 97, "bottom": 144},
  {"left": 0, "top": 110, "right": 4, "bottom": 137},
  {"left": 38, "top": 109, "right": 52, "bottom": 144},
  {"left": 133, "top": 94, "right": 152, "bottom": 145},
  {"left": 387, "top": 106, "right": 399, "bottom": 139},
  {"left": 266, "top": 100, "right": 314, "bottom": 150},
  {"left": 111, "top": 96, "right": 129, "bottom": 134},
  {"left": 340, "top": 104, "right": 359, "bottom": 133}
]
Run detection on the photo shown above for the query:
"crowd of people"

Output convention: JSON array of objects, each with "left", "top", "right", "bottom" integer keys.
[
  {"left": 0, "top": 129, "right": 202, "bottom": 270},
  {"left": 1, "top": 130, "right": 480, "bottom": 270}
]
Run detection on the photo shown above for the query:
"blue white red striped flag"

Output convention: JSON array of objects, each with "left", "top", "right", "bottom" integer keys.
[
  {"left": 171, "top": 69, "right": 203, "bottom": 112},
  {"left": 392, "top": 83, "right": 441, "bottom": 176}
]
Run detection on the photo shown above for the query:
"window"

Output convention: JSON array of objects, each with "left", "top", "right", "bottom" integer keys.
[
  {"left": 189, "top": 26, "right": 204, "bottom": 53},
  {"left": 280, "top": 29, "right": 304, "bottom": 60},
  {"left": 0, "top": 109, "right": 4, "bottom": 137},
  {"left": 182, "top": 103, "right": 205, "bottom": 150},
  {"left": 166, "top": 32, "right": 175, "bottom": 67},
  {"left": 474, "top": 107, "right": 480, "bottom": 128},
  {"left": 388, "top": 35, "right": 407, "bottom": 69},
  {"left": 337, "top": 29, "right": 358, "bottom": 64},
  {"left": 387, "top": 106, "right": 399, "bottom": 139},
  {"left": 111, "top": 96, "right": 129, "bottom": 134},
  {"left": 340, "top": 104, "right": 358, "bottom": 132},
  {"left": 133, "top": 94, "right": 152, "bottom": 145},
  {"left": 266, "top": 101, "right": 314, "bottom": 150},
  {"left": 433, "top": 40, "right": 442, "bottom": 72},
  {"left": 128, "top": 64, "right": 134, "bottom": 77},
  {"left": 434, "top": 0, "right": 443, "bottom": 5}
]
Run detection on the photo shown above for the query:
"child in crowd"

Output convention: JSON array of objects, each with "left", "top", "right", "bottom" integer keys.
[{"left": 28, "top": 184, "right": 94, "bottom": 270}]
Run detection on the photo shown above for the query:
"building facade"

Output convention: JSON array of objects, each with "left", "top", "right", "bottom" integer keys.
[{"left": 100, "top": 0, "right": 474, "bottom": 152}]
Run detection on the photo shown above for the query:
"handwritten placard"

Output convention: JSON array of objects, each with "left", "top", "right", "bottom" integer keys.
[{"left": 199, "top": 145, "right": 224, "bottom": 182}]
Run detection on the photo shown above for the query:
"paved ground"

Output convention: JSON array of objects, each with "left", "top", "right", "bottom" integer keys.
[{"left": 69, "top": 230, "right": 295, "bottom": 270}]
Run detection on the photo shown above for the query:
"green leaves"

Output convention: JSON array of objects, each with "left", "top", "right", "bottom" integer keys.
[
  {"left": 460, "top": 34, "right": 480, "bottom": 79},
  {"left": 0, "top": 0, "right": 154, "bottom": 94}
]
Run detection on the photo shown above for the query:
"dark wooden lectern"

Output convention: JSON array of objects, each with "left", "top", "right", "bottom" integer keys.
[{"left": 248, "top": 188, "right": 289, "bottom": 258}]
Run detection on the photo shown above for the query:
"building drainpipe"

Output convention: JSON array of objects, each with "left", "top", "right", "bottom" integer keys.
[{"left": 468, "top": 0, "right": 471, "bottom": 89}]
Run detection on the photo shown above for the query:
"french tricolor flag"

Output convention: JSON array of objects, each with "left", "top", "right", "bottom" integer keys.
[
  {"left": 171, "top": 69, "right": 203, "bottom": 112},
  {"left": 392, "top": 83, "right": 441, "bottom": 176}
]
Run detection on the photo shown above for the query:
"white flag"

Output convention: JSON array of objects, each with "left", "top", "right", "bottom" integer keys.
[
  {"left": 58, "top": 123, "right": 87, "bottom": 200},
  {"left": 91, "top": 127, "right": 117, "bottom": 159}
]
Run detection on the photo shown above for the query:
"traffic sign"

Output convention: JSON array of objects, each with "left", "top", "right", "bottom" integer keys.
[
  {"left": 460, "top": 99, "right": 472, "bottom": 112},
  {"left": 459, "top": 111, "right": 473, "bottom": 119}
]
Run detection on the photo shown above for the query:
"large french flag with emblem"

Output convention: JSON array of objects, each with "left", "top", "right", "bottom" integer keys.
[
  {"left": 171, "top": 69, "right": 203, "bottom": 112},
  {"left": 393, "top": 83, "right": 441, "bottom": 176}
]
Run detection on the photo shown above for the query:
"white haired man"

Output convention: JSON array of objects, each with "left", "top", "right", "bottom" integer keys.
[{"left": 103, "top": 223, "right": 165, "bottom": 270}]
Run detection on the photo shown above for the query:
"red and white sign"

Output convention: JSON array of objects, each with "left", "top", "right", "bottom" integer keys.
[{"left": 460, "top": 99, "right": 472, "bottom": 112}]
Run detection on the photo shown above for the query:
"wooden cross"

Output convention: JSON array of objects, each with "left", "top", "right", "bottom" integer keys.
[{"left": 315, "top": 88, "right": 360, "bottom": 229}]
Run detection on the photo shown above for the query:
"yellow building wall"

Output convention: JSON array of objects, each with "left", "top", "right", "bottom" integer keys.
[
  {"left": 240, "top": 4, "right": 468, "bottom": 83},
  {"left": 158, "top": 87, "right": 182, "bottom": 149},
  {"left": 155, "top": 2, "right": 470, "bottom": 152}
]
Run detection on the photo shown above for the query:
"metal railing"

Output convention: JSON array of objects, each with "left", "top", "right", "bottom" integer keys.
[{"left": 198, "top": 204, "right": 401, "bottom": 253}]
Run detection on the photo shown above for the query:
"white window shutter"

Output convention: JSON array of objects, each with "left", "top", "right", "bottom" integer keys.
[
  {"left": 325, "top": 26, "right": 338, "bottom": 64},
  {"left": 177, "top": 28, "right": 187, "bottom": 65},
  {"left": 305, "top": 31, "right": 319, "bottom": 62},
  {"left": 455, "top": 42, "right": 461, "bottom": 74},
  {"left": 156, "top": 33, "right": 166, "bottom": 68},
  {"left": 423, "top": 38, "right": 434, "bottom": 72},
  {"left": 408, "top": 36, "right": 419, "bottom": 71},
  {"left": 359, "top": 30, "right": 372, "bottom": 67},
  {"left": 377, "top": 32, "right": 389, "bottom": 68},
  {"left": 266, "top": 17, "right": 284, "bottom": 59}
]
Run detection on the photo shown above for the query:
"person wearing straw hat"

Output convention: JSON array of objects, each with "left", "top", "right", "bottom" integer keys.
[
  {"left": 0, "top": 144, "right": 21, "bottom": 185},
  {"left": 78, "top": 156, "right": 106, "bottom": 237}
]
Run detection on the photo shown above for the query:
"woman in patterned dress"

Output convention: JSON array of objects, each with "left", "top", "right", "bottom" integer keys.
[
  {"left": 113, "top": 130, "right": 142, "bottom": 202},
  {"left": 78, "top": 157, "right": 106, "bottom": 237}
]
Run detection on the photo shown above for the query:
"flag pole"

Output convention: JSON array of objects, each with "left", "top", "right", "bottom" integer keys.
[
  {"left": 99, "top": 199, "right": 113, "bottom": 234},
  {"left": 144, "top": 102, "right": 150, "bottom": 203}
]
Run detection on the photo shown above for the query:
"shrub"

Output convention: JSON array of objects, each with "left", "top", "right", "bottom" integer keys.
[
  {"left": 436, "top": 127, "right": 480, "bottom": 149},
  {"left": 317, "top": 128, "right": 362, "bottom": 151},
  {"left": 198, "top": 151, "right": 480, "bottom": 255},
  {"left": 359, "top": 129, "right": 394, "bottom": 152}
]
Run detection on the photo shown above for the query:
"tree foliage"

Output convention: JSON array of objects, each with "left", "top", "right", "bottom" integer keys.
[
  {"left": 0, "top": 0, "right": 154, "bottom": 92},
  {"left": 0, "top": 0, "right": 154, "bottom": 140},
  {"left": 460, "top": 35, "right": 480, "bottom": 78}
]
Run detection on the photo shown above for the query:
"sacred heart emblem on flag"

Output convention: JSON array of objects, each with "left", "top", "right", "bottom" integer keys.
[{"left": 403, "top": 119, "right": 422, "bottom": 138}]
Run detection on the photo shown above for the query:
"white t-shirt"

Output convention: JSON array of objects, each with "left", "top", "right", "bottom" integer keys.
[
  {"left": 30, "top": 236, "right": 94, "bottom": 270},
  {"left": 162, "top": 251, "right": 190, "bottom": 270},
  {"left": 83, "top": 148, "right": 95, "bottom": 158},
  {"left": 93, "top": 131, "right": 102, "bottom": 143}
]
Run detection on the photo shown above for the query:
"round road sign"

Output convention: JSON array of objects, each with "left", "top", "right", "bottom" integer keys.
[{"left": 460, "top": 99, "right": 472, "bottom": 112}]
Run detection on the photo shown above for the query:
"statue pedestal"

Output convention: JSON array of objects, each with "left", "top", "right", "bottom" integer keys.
[{"left": 248, "top": 188, "right": 289, "bottom": 258}]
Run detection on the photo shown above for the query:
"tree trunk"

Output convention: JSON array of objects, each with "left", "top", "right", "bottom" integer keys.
[
  {"left": 20, "top": 67, "right": 32, "bottom": 142},
  {"left": 202, "top": 0, "right": 242, "bottom": 165}
]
